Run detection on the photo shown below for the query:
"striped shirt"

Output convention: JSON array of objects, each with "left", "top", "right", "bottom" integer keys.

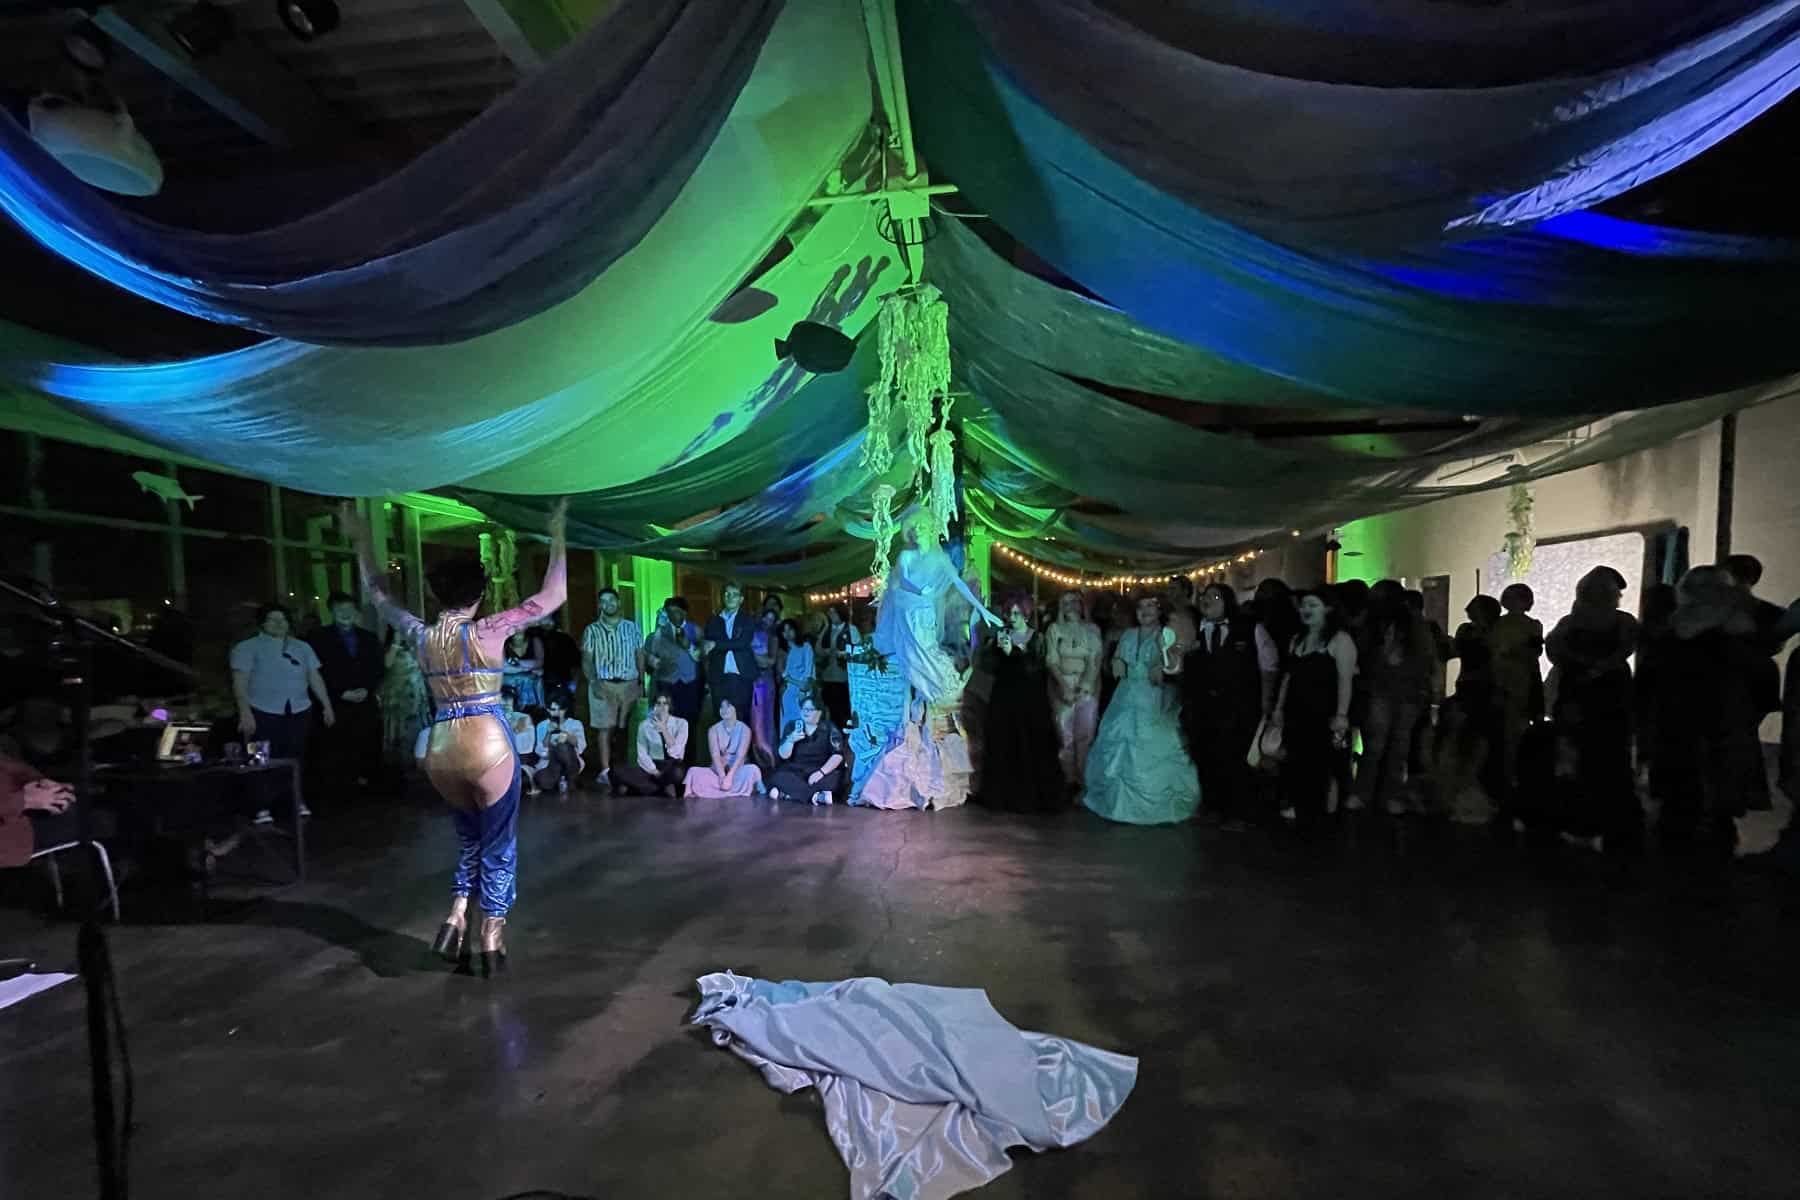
[{"left": 582, "top": 618, "right": 643, "bottom": 681}]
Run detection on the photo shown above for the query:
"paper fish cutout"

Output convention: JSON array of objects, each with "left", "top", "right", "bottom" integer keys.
[{"left": 775, "top": 321, "right": 856, "bottom": 374}]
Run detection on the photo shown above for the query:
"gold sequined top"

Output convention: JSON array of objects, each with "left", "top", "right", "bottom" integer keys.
[{"left": 420, "top": 617, "right": 513, "bottom": 781}]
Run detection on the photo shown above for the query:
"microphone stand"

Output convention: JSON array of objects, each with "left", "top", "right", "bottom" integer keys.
[{"left": 2, "top": 575, "right": 194, "bottom": 1200}]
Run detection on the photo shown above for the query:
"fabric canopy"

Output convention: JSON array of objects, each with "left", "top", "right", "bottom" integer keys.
[
  {"left": 955, "top": 0, "right": 1800, "bottom": 247},
  {"left": 903, "top": 3, "right": 1800, "bottom": 415},
  {"left": 0, "top": 0, "right": 782, "bottom": 346},
  {"left": 1084, "top": 2, "right": 1768, "bottom": 86},
  {"left": 1, "top": 0, "right": 877, "bottom": 497}
]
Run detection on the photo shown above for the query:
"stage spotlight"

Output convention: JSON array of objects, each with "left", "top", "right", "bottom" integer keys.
[
  {"left": 277, "top": 0, "right": 341, "bottom": 41},
  {"left": 166, "top": 3, "right": 234, "bottom": 58}
]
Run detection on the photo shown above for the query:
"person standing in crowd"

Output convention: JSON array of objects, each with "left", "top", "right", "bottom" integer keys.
[
  {"left": 684, "top": 696, "right": 762, "bottom": 798},
  {"left": 1546, "top": 566, "right": 1640, "bottom": 849},
  {"left": 1446, "top": 595, "right": 1504, "bottom": 807},
  {"left": 973, "top": 594, "right": 1065, "bottom": 812},
  {"left": 614, "top": 690, "right": 690, "bottom": 797},
  {"left": 1096, "top": 593, "right": 1132, "bottom": 716},
  {"left": 778, "top": 618, "right": 814, "bottom": 732},
  {"left": 768, "top": 695, "right": 845, "bottom": 804},
  {"left": 813, "top": 604, "right": 860, "bottom": 728},
  {"left": 1046, "top": 590, "right": 1103, "bottom": 789},
  {"left": 231, "top": 603, "right": 334, "bottom": 824},
  {"left": 1353, "top": 580, "right": 1440, "bottom": 816},
  {"left": 535, "top": 615, "right": 582, "bottom": 709},
  {"left": 749, "top": 608, "right": 780, "bottom": 763},
  {"left": 501, "top": 629, "right": 545, "bottom": 711},
  {"left": 348, "top": 499, "right": 568, "bottom": 976},
  {"left": 1490, "top": 582, "right": 1545, "bottom": 797},
  {"left": 1271, "top": 589, "right": 1357, "bottom": 830},
  {"left": 647, "top": 597, "right": 704, "bottom": 736},
  {"left": 1650, "top": 565, "right": 1768, "bottom": 854},
  {"left": 531, "top": 694, "right": 587, "bottom": 794},
  {"left": 1084, "top": 594, "right": 1200, "bottom": 825},
  {"left": 704, "top": 582, "right": 756, "bottom": 725},
  {"left": 580, "top": 586, "right": 644, "bottom": 791},
  {"left": 307, "top": 592, "right": 386, "bottom": 803},
  {"left": 381, "top": 626, "right": 431, "bottom": 776},
  {"left": 1181, "top": 582, "right": 1274, "bottom": 831}
]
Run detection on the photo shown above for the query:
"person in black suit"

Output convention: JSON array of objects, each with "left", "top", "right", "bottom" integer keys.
[
  {"left": 307, "top": 592, "right": 387, "bottom": 802},
  {"left": 1178, "top": 582, "right": 1274, "bottom": 831},
  {"left": 702, "top": 582, "right": 756, "bottom": 723}
]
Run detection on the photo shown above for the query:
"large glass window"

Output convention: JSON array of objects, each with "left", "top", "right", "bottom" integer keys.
[
  {"left": 279, "top": 488, "right": 346, "bottom": 547},
  {"left": 183, "top": 535, "right": 276, "bottom": 681},
  {"left": 175, "top": 466, "right": 275, "bottom": 536},
  {"left": 38, "top": 440, "right": 167, "bottom": 521}
]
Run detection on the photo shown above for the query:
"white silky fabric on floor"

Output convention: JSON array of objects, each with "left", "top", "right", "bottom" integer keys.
[{"left": 691, "top": 971, "right": 1137, "bottom": 1200}]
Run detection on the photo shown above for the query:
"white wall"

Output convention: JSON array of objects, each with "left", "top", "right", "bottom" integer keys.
[{"left": 1334, "top": 392, "right": 1800, "bottom": 740}]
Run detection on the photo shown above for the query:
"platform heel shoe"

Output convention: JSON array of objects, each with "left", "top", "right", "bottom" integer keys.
[
  {"left": 432, "top": 897, "right": 469, "bottom": 963},
  {"left": 475, "top": 915, "right": 508, "bottom": 978}
]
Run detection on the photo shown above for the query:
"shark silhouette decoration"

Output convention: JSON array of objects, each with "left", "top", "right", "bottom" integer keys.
[{"left": 131, "top": 471, "right": 205, "bottom": 509}]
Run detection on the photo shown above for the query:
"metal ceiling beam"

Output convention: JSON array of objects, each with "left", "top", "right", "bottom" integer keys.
[
  {"left": 459, "top": 0, "right": 581, "bottom": 71},
  {"left": 92, "top": 2, "right": 334, "bottom": 146}
]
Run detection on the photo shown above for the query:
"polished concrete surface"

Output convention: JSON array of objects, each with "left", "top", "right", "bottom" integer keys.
[{"left": 3, "top": 792, "right": 1799, "bottom": 1199}]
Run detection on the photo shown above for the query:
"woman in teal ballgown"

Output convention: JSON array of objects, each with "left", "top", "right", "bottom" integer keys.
[{"left": 1083, "top": 594, "right": 1201, "bottom": 825}]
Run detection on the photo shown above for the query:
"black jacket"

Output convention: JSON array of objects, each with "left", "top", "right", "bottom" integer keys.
[{"left": 307, "top": 624, "right": 384, "bottom": 700}]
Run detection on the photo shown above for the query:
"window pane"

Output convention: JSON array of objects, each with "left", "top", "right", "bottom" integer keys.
[
  {"left": 283, "top": 546, "right": 356, "bottom": 632},
  {"left": 279, "top": 487, "right": 346, "bottom": 547},
  {"left": 39, "top": 439, "right": 168, "bottom": 520},
  {"left": 0, "top": 431, "right": 27, "bottom": 505},
  {"left": 175, "top": 467, "right": 273, "bottom": 536},
  {"left": 183, "top": 535, "right": 274, "bottom": 681}
]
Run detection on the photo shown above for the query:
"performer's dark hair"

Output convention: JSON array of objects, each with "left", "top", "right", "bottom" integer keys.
[
  {"left": 427, "top": 555, "right": 488, "bottom": 611},
  {"left": 327, "top": 591, "right": 356, "bottom": 609},
  {"left": 254, "top": 602, "right": 292, "bottom": 627}
]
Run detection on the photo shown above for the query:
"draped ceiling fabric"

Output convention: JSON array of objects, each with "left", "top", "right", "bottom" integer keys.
[
  {"left": 0, "top": 0, "right": 879, "bottom": 497},
  {"left": 902, "top": 1, "right": 1800, "bottom": 415},
  {"left": 0, "top": 0, "right": 784, "bottom": 346},
  {"left": 956, "top": 0, "right": 1800, "bottom": 247}
]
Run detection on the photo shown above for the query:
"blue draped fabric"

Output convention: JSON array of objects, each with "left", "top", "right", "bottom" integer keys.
[
  {"left": 1086, "top": 1, "right": 1767, "bottom": 86},
  {"left": 903, "top": 2, "right": 1800, "bottom": 414},
  {"left": 0, "top": 0, "right": 781, "bottom": 346},
  {"left": 954, "top": 0, "right": 1800, "bottom": 247},
  {"left": 691, "top": 970, "right": 1137, "bottom": 1200}
]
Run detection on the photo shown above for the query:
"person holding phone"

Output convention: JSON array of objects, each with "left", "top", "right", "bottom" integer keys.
[{"left": 767, "top": 696, "right": 845, "bottom": 805}]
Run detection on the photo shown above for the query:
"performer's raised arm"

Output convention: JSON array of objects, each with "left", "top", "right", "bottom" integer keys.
[
  {"left": 342, "top": 503, "right": 424, "bottom": 644},
  {"left": 477, "top": 499, "right": 569, "bottom": 645}
]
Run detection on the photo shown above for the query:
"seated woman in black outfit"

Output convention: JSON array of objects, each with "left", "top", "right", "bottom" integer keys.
[{"left": 768, "top": 695, "right": 845, "bottom": 805}]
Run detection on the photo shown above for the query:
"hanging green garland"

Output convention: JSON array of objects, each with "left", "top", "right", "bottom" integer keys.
[
  {"left": 868, "top": 483, "right": 899, "bottom": 595},
  {"left": 1503, "top": 483, "right": 1535, "bottom": 579},
  {"left": 480, "top": 527, "right": 520, "bottom": 613}
]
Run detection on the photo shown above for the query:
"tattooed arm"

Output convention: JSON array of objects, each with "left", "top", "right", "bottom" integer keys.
[{"left": 475, "top": 499, "right": 569, "bottom": 653}]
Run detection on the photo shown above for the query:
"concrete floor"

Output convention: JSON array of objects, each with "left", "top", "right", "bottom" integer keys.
[{"left": 3, "top": 792, "right": 1799, "bottom": 1200}]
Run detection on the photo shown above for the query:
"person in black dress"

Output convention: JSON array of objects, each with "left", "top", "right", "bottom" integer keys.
[
  {"left": 973, "top": 594, "right": 1066, "bottom": 812},
  {"left": 1178, "top": 582, "right": 1268, "bottom": 830},
  {"left": 768, "top": 695, "right": 846, "bottom": 804},
  {"left": 1271, "top": 589, "right": 1357, "bottom": 831},
  {"left": 1545, "top": 566, "right": 1639, "bottom": 849}
]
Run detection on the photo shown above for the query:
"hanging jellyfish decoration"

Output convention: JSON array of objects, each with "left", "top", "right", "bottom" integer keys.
[
  {"left": 480, "top": 527, "right": 521, "bottom": 614},
  {"left": 861, "top": 282, "right": 958, "bottom": 593},
  {"left": 1503, "top": 483, "right": 1536, "bottom": 579}
]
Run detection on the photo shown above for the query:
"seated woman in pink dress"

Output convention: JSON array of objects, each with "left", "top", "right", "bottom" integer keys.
[{"left": 684, "top": 696, "right": 764, "bottom": 798}]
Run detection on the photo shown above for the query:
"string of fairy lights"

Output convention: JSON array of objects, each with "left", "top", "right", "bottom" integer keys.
[
  {"left": 993, "top": 542, "right": 1272, "bottom": 590},
  {"left": 805, "top": 534, "right": 1304, "bottom": 603}
]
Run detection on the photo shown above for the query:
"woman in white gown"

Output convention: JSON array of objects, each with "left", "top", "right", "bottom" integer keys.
[
  {"left": 1083, "top": 594, "right": 1201, "bottom": 825},
  {"left": 872, "top": 512, "right": 1001, "bottom": 709}
]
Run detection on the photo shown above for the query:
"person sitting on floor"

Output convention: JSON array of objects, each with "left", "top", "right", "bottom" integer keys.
[
  {"left": 614, "top": 690, "right": 690, "bottom": 797},
  {"left": 532, "top": 696, "right": 587, "bottom": 794},
  {"left": 684, "top": 697, "right": 762, "bottom": 798},
  {"left": 768, "top": 695, "right": 846, "bottom": 805}
]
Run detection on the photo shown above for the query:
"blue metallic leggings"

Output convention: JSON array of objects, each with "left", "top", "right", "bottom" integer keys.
[{"left": 449, "top": 733, "right": 522, "bottom": 918}]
